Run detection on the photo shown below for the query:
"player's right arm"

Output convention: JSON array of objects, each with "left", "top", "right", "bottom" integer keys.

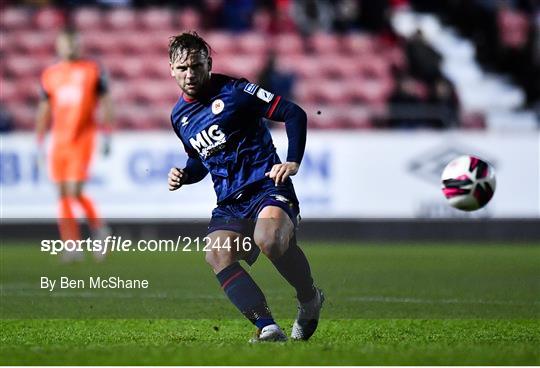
[
  {"left": 168, "top": 123, "right": 209, "bottom": 191},
  {"left": 168, "top": 167, "right": 187, "bottom": 191},
  {"left": 36, "top": 66, "right": 53, "bottom": 157},
  {"left": 35, "top": 87, "right": 51, "bottom": 164},
  {"left": 35, "top": 98, "right": 50, "bottom": 141},
  {"left": 168, "top": 157, "right": 209, "bottom": 191},
  {"left": 96, "top": 66, "right": 114, "bottom": 156}
]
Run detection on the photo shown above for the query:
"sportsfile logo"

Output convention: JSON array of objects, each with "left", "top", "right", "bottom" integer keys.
[{"left": 40, "top": 236, "right": 254, "bottom": 255}]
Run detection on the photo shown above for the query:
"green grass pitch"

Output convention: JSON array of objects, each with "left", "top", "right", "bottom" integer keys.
[{"left": 1, "top": 241, "right": 539, "bottom": 365}]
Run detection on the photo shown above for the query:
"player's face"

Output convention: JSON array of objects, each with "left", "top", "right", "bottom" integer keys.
[
  {"left": 56, "top": 33, "right": 80, "bottom": 60},
  {"left": 170, "top": 50, "right": 212, "bottom": 99}
]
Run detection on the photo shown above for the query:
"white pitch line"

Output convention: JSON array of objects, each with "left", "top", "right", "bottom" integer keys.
[
  {"left": 1, "top": 290, "right": 226, "bottom": 299},
  {"left": 0, "top": 282, "right": 36, "bottom": 289},
  {"left": 346, "top": 296, "right": 540, "bottom": 306},
  {"left": 2, "top": 289, "right": 539, "bottom": 306}
]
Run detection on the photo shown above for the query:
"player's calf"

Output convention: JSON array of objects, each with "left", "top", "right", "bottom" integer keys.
[
  {"left": 204, "top": 230, "right": 241, "bottom": 273},
  {"left": 91, "top": 225, "right": 111, "bottom": 262},
  {"left": 205, "top": 248, "right": 237, "bottom": 273},
  {"left": 206, "top": 231, "right": 280, "bottom": 338}
]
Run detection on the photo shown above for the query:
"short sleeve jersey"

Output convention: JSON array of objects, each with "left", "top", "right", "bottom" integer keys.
[
  {"left": 41, "top": 60, "right": 106, "bottom": 145},
  {"left": 170, "top": 74, "right": 283, "bottom": 203}
]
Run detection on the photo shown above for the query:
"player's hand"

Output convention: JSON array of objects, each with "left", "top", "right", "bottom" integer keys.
[
  {"left": 35, "top": 143, "right": 46, "bottom": 172},
  {"left": 168, "top": 167, "right": 188, "bottom": 191},
  {"left": 102, "top": 134, "right": 112, "bottom": 157},
  {"left": 265, "top": 162, "right": 299, "bottom": 186}
]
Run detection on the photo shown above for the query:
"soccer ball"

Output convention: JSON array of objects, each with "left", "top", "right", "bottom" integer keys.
[{"left": 441, "top": 155, "right": 496, "bottom": 211}]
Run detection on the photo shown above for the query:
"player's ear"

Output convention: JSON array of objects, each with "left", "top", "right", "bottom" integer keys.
[
  {"left": 207, "top": 57, "right": 212, "bottom": 72},
  {"left": 169, "top": 62, "right": 174, "bottom": 77}
]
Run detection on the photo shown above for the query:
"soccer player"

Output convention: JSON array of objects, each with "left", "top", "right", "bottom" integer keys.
[
  {"left": 35, "top": 29, "right": 114, "bottom": 260},
  {"left": 167, "top": 32, "right": 324, "bottom": 342}
]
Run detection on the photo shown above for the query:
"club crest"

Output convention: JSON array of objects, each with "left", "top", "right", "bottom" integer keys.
[{"left": 212, "top": 99, "right": 224, "bottom": 114}]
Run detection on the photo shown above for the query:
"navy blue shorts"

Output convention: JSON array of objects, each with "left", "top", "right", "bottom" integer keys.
[
  {"left": 207, "top": 178, "right": 300, "bottom": 265},
  {"left": 208, "top": 178, "right": 300, "bottom": 234}
]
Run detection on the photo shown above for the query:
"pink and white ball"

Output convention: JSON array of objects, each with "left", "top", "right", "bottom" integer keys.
[{"left": 441, "top": 155, "right": 496, "bottom": 211}]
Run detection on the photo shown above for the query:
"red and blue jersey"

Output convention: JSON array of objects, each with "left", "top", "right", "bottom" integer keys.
[{"left": 171, "top": 73, "right": 287, "bottom": 204}]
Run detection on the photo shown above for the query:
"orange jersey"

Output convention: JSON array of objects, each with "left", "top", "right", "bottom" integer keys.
[
  {"left": 41, "top": 60, "right": 104, "bottom": 146},
  {"left": 41, "top": 60, "right": 106, "bottom": 182}
]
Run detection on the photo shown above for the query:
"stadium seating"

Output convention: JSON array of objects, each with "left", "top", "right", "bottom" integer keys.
[
  {"left": 1, "top": 6, "right": 404, "bottom": 130},
  {"left": 309, "top": 32, "right": 342, "bottom": 55},
  {"left": 342, "top": 33, "right": 374, "bottom": 55},
  {"left": 73, "top": 7, "right": 102, "bottom": 31},
  {"left": 103, "top": 8, "right": 138, "bottom": 30},
  {"left": 139, "top": 8, "right": 174, "bottom": 30},
  {"left": 34, "top": 7, "right": 65, "bottom": 31},
  {"left": 1, "top": 8, "right": 29, "bottom": 30},
  {"left": 272, "top": 33, "right": 304, "bottom": 55},
  {"left": 236, "top": 33, "right": 268, "bottom": 55}
]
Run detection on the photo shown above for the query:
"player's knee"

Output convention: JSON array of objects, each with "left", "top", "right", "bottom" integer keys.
[
  {"left": 58, "top": 184, "right": 69, "bottom": 198},
  {"left": 255, "top": 229, "right": 288, "bottom": 261},
  {"left": 61, "top": 189, "right": 80, "bottom": 200},
  {"left": 72, "top": 188, "right": 83, "bottom": 199},
  {"left": 60, "top": 193, "right": 77, "bottom": 201},
  {"left": 205, "top": 249, "right": 234, "bottom": 273}
]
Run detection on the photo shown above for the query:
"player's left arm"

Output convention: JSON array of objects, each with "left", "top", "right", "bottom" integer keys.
[
  {"left": 35, "top": 92, "right": 51, "bottom": 167},
  {"left": 265, "top": 97, "right": 307, "bottom": 185},
  {"left": 35, "top": 96, "right": 51, "bottom": 144},
  {"left": 97, "top": 67, "right": 115, "bottom": 156}
]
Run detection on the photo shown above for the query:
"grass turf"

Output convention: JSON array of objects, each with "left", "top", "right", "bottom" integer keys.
[{"left": 1, "top": 242, "right": 539, "bottom": 365}]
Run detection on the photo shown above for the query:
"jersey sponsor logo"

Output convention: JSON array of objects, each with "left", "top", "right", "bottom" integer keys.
[
  {"left": 181, "top": 116, "right": 189, "bottom": 126},
  {"left": 256, "top": 88, "right": 274, "bottom": 103},
  {"left": 56, "top": 85, "right": 83, "bottom": 106},
  {"left": 70, "top": 70, "right": 86, "bottom": 84},
  {"left": 211, "top": 99, "right": 225, "bottom": 114},
  {"left": 189, "top": 124, "right": 227, "bottom": 158},
  {"left": 243, "top": 83, "right": 258, "bottom": 95}
]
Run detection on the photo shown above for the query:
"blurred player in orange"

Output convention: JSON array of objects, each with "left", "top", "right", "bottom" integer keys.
[{"left": 35, "top": 29, "right": 114, "bottom": 260}]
